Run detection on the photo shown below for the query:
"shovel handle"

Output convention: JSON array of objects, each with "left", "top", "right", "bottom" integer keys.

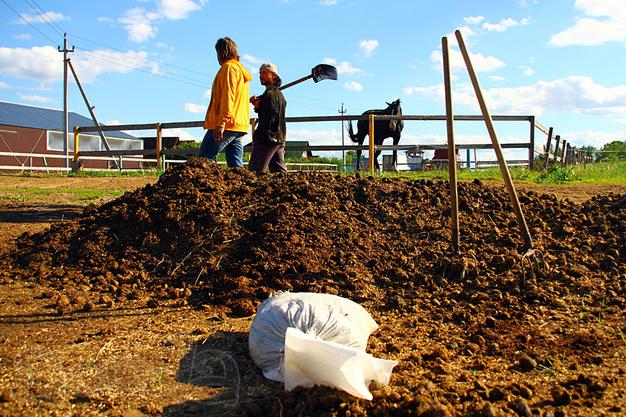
[
  {"left": 442, "top": 36, "right": 460, "bottom": 255},
  {"left": 455, "top": 29, "right": 533, "bottom": 249},
  {"left": 279, "top": 75, "right": 312, "bottom": 91}
]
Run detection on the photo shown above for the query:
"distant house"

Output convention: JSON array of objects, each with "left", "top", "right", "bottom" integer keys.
[
  {"left": 243, "top": 140, "right": 314, "bottom": 159},
  {"left": 0, "top": 101, "right": 143, "bottom": 171},
  {"left": 431, "top": 148, "right": 460, "bottom": 170}
]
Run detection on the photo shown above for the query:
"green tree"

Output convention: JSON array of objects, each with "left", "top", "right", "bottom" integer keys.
[
  {"left": 578, "top": 145, "right": 597, "bottom": 163},
  {"left": 597, "top": 141, "right": 626, "bottom": 162}
]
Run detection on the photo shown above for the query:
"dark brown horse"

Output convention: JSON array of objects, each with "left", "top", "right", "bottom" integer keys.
[{"left": 347, "top": 99, "right": 403, "bottom": 171}]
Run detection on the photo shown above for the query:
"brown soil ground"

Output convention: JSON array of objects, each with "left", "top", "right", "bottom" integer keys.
[{"left": 0, "top": 162, "right": 625, "bottom": 417}]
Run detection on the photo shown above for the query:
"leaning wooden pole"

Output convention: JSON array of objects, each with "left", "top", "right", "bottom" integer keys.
[
  {"left": 455, "top": 29, "right": 533, "bottom": 250},
  {"left": 442, "top": 36, "right": 460, "bottom": 255},
  {"left": 67, "top": 58, "right": 118, "bottom": 169},
  {"left": 368, "top": 113, "right": 375, "bottom": 172}
]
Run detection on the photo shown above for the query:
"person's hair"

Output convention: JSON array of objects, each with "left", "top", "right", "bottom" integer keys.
[
  {"left": 215, "top": 37, "right": 239, "bottom": 62},
  {"left": 273, "top": 74, "right": 282, "bottom": 88}
]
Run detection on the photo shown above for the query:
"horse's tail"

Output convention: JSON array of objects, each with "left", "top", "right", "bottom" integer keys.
[{"left": 347, "top": 120, "right": 359, "bottom": 143}]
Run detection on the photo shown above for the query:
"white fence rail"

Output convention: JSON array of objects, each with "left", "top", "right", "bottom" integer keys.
[{"left": 0, "top": 152, "right": 336, "bottom": 173}]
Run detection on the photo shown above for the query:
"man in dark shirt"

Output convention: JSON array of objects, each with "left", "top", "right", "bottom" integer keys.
[{"left": 248, "top": 63, "right": 287, "bottom": 173}]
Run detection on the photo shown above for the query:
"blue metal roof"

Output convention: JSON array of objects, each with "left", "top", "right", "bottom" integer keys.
[{"left": 0, "top": 101, "right": 136, "bottom": 140}]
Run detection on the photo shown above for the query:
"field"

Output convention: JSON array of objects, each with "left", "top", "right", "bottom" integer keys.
[{"left": 0, "top": 161, "right": 625, "bottom": 417}]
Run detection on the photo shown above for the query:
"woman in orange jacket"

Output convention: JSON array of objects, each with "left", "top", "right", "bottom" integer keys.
[{"left": 199, "top": 37, "right": 252, "bottom": 167}]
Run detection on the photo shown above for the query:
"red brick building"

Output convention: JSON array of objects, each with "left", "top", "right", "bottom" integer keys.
[{"left": 0, "top": 101, "right": 143, "bottom": 172}]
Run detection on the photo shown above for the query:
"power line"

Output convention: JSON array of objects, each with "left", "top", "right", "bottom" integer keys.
[
  {"left": 21, "top": 0, "right": 64, "bottom": 37},
  {"left": 67, "top": 32, "right": 214, "bottom": 80},
  {"left": 0, "top": 0, "right": 56, "bottom": 45},
  {"left": 28, "top": 0, "right": 65, "bottom": 35},
  {"left": 69, "top": 45, "right": 212, "bottom": 89}
]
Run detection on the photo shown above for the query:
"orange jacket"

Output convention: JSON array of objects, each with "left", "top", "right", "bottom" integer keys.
[{"left": 204, "top": 59, "right": 252, "bottom": 133}]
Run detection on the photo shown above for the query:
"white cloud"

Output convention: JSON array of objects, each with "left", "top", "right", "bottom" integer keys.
[
  {"left": 242, "top": 54, "right": 265, "bottom": 73},
  {"left": 402, "top": 76, "right": 626, "bottom": 119},
  {"left": 359, "top": 39, "right": 379, "bottom": 57},
  {"left": 184, "top": 103, "right": 205, "bottom": 113},
  {"left": 0, "top": 81, "right": 7, "bottom": 88},
  {"left": 118, "top": 8, "right": 159, "bottom": 42},
  {"left": 521, "top": 65, "right": 535, "bottom": 76},
  {"left": 0, "top": 46, "right": 61, "bottom": 81},
  {"left": 549, "top": 0, "right": 626, "bottom": 46},
  {"left": 0, "top": 46, "right": 153, "bottom": 83},
  {"left": 113, "top": 1, "right": 204, "bottom": 42},
  {"left": 322, "top": 58, "right": 362, "bottom": 75},
  {"left": 444, "top": 26, "right": 477, "bottom": 46},
  {"left": 72, "top": 49, "right": 152, "bottom": 83},
  {"left": 202, "top": 89, "right": 211, "bottom": 98},
  {"left": 320, "top": 0, "right": 338, "bottom": 5},
  {"left": 402, "top": 84, "right": 441, "bottom": 98},
  {"left": 150, "top": 62, "right": 161, "bottom": 75},
  {"left": 288, "top": 128, "right": 340, "bottom": 146},
  {"left": 157, "top": 0, "right": 202, "bottom": 20},
  {"left": 463, "top": 16, "right": 484, "bottom": 25},
  {"left": 156, "top": 42, "right": 174, "bottom": 52},
  {"left": 18, "top": 94, "right": 53, "bottom": 103},
  {"left": 12, "top": 34, "right": 31, "bottom": 41},
  {"left": 490, "top": 75, "right": 506, "bottom": 81},
  {"left": 344, "top": 81, "right": 363, "bottom": 91},
  {"left": 482, "top": 17, "right": 531, "bottom": 32},
  {"left": 562, "top": 129, "right": 626, "bottom": 147},
  {"left": 430, "top": 48, "right": 505, "bottom": 73},
  {"left": 17, "top": 11, "right": 68, "bottom": 24}
]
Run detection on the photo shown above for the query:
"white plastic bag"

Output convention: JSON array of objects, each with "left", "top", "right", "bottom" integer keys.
[
  {"left": 248, "top": 292, "right": 397, "bottom": 400},
  {"left": 284, "top": 327, "right": 397, "bottom": 400}
]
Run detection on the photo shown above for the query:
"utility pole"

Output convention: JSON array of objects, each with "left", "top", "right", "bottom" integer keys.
[
  {"left": 58, "top": 33, "right": 74, "bottom": 170},
  {"left": 338, "top": 103, "right": 346, "bottom": 171}
]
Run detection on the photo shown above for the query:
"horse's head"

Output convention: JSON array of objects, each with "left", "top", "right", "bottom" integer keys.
[{"left": 385, "top": 99, "right": 402, "bottom": 131}]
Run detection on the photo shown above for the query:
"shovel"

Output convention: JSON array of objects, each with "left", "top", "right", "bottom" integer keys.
[
  {"left": 279, "top": 64, "right": 337, "bottom": 91},
  {"left": 439, "top": 36, "right": 478, "bottom": 281},
  {"left": 454, "top": 29, "right": 545, "bottom": 287}
]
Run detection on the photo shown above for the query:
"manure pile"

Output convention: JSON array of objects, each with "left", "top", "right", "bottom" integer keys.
[
  {"left": 2, "top": 158, "right": 626, "bottom": 416},
  {"left": 3, "top": 158, "right": 624, "bottom": 317}
]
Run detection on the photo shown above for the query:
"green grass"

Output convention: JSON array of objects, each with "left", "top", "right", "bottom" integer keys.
[
  {"left": 569, "top": 161, "right": 626, "bottom": 183},
  {"left": 378, "top": 161, "right": 626, "bottom": 185},
  {"left": 8, "top": 186, "right": 128, "bottom": 202}
]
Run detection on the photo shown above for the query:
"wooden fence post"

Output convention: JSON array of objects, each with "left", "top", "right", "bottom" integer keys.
[
  {"left": 565, "top": 143, "right": 571, "bottom": 166},
  {"left": 553, "top": 135, "right": 561, "bottom": 163},
  {"left": 156, "top": 123, "right": 163, "bottom": 171},
  {"left": 560, "top": 139, "right": 567, "bottom": 166},
  {"left": 529, "top": 116, "right": 535, "bottom": 170},
  {"left": 71, "top": 127, "right": 81, "bottom": 173},
  {"left": 543, "top": 127, "right": 553, "bottom": 170},
  {"left": 368, "top": 114, "right": 375, "bottom": 172}
]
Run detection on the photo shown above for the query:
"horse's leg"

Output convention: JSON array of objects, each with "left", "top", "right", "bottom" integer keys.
[
  {"left": 374, "top": 149, "right": 382, "bottom": 171},
  {"left": 355, "top": 141, "right": 362, "bottom": 171},
  {"left": 392, "top": 135, "right": 400, "bottom": 171}
]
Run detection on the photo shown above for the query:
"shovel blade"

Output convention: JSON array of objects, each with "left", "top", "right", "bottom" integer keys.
[{"left": 312, "top": 64, "right": 337, "bottom": 82}]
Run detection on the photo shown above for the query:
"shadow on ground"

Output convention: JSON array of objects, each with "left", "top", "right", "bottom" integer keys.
[
  {"left": 164, "top": 331, "right": 250, "bottom": 417},
  {"left": 0, "top": 205, "right": 82, "bottom": 223}
]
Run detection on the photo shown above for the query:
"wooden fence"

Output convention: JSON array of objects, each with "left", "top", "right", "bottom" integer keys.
[
  {"left": 73, "top": 114, "right": 561, "bottom": 172},
  {"left": 534, "top": 122, "right": 593, "bottom": 168}
]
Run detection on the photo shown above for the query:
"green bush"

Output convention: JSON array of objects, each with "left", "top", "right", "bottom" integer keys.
[{"left": 535, "top": 164, "right": 576, "bottom": 184}]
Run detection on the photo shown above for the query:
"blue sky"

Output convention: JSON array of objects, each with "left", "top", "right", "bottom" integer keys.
[{"left": 1, "top": 0, "right": 625, "bottom": 160}]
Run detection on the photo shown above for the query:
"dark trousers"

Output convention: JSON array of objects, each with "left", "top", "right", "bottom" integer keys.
[{"left": 248, "top": 141, "right": 287, "bottom": 173}]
